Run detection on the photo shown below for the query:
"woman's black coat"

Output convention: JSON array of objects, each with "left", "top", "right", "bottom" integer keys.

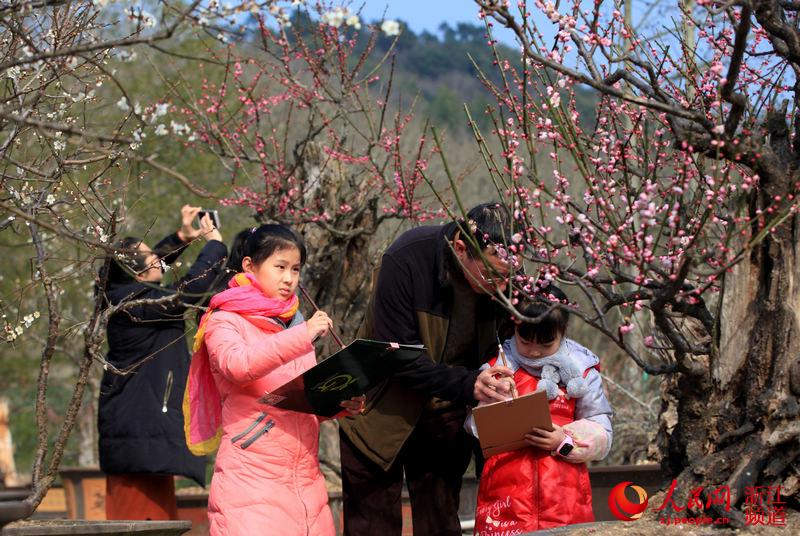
[{"left": 97, "top": 234, "right": 227, "bottom": 486}]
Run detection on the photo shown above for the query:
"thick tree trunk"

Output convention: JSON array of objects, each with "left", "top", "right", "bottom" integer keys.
[
  {"left": 293, "top": 142, "right": 380, "bottom": 490},
  {"left": 653, "top": 210, "right": 800, "bottom": 524},
  {"left": 301, "top": 205, "right": 376, "bottom": 350},
  {"left": 300, "top": 224, "right": 375, "bottom": 490},
  {"left": 295, "top": 141, "right": 377, "bottom": 347}
]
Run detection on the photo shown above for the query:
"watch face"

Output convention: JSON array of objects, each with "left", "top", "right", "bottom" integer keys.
[{"left": 558, "top": 442, "right": 574, "bottom": 456}]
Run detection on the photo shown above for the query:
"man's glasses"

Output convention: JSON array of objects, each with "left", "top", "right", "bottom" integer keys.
[{"left": 474, "top": 264, "right": 509, "bottom": 286}]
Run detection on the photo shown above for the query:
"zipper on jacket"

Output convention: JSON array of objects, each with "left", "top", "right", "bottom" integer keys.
[
  {"left": 230, "top": 412, "right": 267, "bottom": 444},
  {"left": 161, "top": 370, "right": 174, "bottom": 413},
  {"left": 240, "top": 420, "right": 275, "bottom": 449}
]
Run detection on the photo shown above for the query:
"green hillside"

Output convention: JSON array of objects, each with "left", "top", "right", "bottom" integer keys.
[{"left": 278, "top": 13, "right": 598, "bottom": 132}]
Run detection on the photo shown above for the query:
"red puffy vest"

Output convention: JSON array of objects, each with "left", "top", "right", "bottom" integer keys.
[{"left": 473, "top": 359, "right": 594, "bottom": 535}]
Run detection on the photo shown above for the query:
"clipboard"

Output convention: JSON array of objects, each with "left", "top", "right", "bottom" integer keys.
[
  {"left": 472, "top": 390, "right": 553, "bottom": 457},
  {"left": 259, "top": 339, "right": 424, "bottom": 417}
]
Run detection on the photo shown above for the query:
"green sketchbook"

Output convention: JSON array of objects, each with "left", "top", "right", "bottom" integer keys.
[{"left": 259, "top": 339, "right": 425, "bottom": 417}]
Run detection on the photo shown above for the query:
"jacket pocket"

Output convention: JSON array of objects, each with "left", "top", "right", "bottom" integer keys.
[
  {"left": 230, "top": 412, "right": 266, "bottom": 443},
  {"left": 240, "top": 420, "right": 275, "bottom": 449},
  {"left": 230, "top": 412, "right": 276, "bottom": 448}
]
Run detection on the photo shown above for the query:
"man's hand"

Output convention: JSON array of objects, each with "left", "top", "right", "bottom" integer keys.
[
  {"left": 340, "top": 395, "right": 367, "bottom": 416},
  {"left": 474, "top": 365, "right": 516, "bottom": 403}
]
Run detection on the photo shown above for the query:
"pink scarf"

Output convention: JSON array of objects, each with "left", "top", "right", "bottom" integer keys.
[{"left": 183, "top": 273, "right": 299, "bottom": 455}]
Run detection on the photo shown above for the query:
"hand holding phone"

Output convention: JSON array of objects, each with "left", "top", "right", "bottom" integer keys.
[
  {"left": 197, "top": 209, "right": 221, "bottom": 230},
  {"left": 198, "top": 212, "right": 223, "bottom": 243}
]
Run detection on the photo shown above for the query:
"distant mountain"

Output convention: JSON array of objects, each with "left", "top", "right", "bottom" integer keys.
[
  {"left": 266, "top": 14, "right": 599, "bottom": 134},
  {"left": 367, "top": 20, "right": 600, "bottom": 132}
]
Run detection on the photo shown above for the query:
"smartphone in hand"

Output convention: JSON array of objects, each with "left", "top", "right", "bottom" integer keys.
[{"left": 197, "top": 209, "right": 221, "bottom": 229}]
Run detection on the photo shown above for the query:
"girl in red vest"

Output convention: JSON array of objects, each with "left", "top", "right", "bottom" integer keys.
[{"left": 466, "top": 286, "right": 613, "bottom": 534}]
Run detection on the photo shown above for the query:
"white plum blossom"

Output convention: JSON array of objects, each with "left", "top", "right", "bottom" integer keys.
[
  {"left": 45, "top": 194, "right": 56, "bottom": 204},
  {"left": 170, "top": 121, "right": 185, "bottom": 134},
  {"left": 321, "top": 8, "right": 346, "bottom": 28},
  {"left": 141, "top": 10, "right": 156, "bottom": 28},
  {"left": 6, "top": 311, "right": 40, "bottom": 342},
  {"left": 346, "top": 15, "right": 361, "bottom": 30},
  {"left": 71, "top": 89, "right": 95, "bottom": 102},
  {"left": 170, "top": 121, "right": 191, "bottom": 136},
  {"left": 131, "top": 129, "right": 145, "bottom": 150},
  {"left": 124, "top": 7, "right": 156, "bottom": 28},
  {"left": 116, "top": 97, "right": 130, "bottom": 112},
  {"left": 117, "top": 49, "right": 137, "bottom": 62},
  {"left": 154, "top": 123, "right": 168, "bottom": 136},
  {"left": 381, "top": 19, "right": 401, "bottom": 37},
  {"left": 53, "top": 140, "right": 66, "bottom": 152},
  {"left": 278, "top": 13, "right": 292, "bottom": 28}
]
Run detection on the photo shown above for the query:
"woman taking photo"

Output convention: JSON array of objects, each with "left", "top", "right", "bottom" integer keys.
[{"left": 97, "top": 205, "right": 226, "bottom": 520}]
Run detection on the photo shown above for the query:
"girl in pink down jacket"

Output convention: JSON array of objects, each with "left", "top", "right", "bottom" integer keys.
[{"left": 188, "top": 224, "right": 365, "bottom": 536}]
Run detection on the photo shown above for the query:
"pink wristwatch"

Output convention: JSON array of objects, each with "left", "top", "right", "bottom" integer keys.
[{"left": 552, "top": 434, "right": 574, "bottom": 457}]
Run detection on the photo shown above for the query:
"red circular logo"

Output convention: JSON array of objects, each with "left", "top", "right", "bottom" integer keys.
[{"left": 608, "top": 481, "right": 649, "bottom": 521}]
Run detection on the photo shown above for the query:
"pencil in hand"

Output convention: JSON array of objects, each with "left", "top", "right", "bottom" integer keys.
[{"left": 496, "top": 342, "right": 518, "bottom": 400}]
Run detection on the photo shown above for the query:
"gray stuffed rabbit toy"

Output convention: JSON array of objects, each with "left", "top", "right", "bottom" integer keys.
[{"left": 534, "top": 346, "right": 589, "bottom": 400}]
